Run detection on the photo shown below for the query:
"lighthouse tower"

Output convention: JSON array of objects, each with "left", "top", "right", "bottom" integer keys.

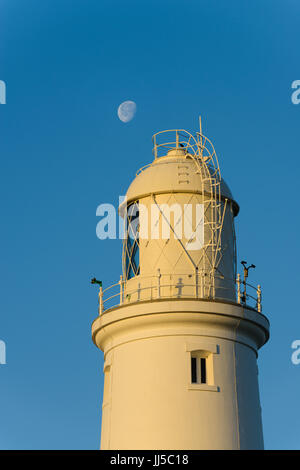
[{"left": 92, "top": 125, "right": 270, "bottom": 450}]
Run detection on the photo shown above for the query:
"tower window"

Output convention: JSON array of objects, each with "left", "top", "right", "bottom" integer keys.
[
  {"left": 123, "top": 202, "right": 140, "bottom": 280},
  {"left": 200, "top": 358, "right": 206, "bottom": 384},
  {"left": 191, "top": 357, "right": 197, "bottom": 383},
  {"left": 191, "top": 356, "right": 207, "bottom": 384},
  {"left": 187, "top": 344, "right": 218, "bottom": 391}
]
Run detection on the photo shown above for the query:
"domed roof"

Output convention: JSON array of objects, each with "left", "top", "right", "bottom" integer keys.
[{"left": 123, "top": 151, "right": 239, "bottom": 216}]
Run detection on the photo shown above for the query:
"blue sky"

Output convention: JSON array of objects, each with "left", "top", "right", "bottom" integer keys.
[{"left": 0, "top": 0, "right": 300, "bottom": 449}]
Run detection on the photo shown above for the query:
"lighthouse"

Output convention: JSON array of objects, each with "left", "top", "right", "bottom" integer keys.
[{"left": 92, "top": 124, "right": 270, "bottom": 450}]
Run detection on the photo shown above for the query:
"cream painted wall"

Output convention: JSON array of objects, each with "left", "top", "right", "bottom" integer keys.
[{"left": 93, "top": 300, "right": 269, "bottom": 449}]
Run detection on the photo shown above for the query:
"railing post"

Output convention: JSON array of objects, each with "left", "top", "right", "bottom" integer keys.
[
  {"left": 200, "top": 269, "right": 204, "bottom": 298},
  {"left": 119, "top": 275, "right": 123, "bottom": 305},
  {"left": 98, "top": 286, "right": 103, "bottom": 315},
  {"left": 195, "top": 268, "right": 199, "bottom": 298},
  {"left": 243, "top": 279, "right": 247, "bottom": 304},
  {"left": 237, "top": 273, "right": 241, "bottom": 304},
  {"left": 157, "top": 269, "right": 161, "bottom": 299},
  {"left": 137, "top": 283, "right": 141, "bottom": 301},
  {"left": 257, "top": 284, "right": 262, "bottom": 313}
]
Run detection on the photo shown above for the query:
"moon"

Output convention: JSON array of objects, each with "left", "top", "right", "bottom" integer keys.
[{"left": 117, "top": 101, "right": 137, "bottom": 123}]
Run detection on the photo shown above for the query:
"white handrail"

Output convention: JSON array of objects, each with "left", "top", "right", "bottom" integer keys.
[{"left": 96, "top": 272, "right": 263, "bottom": 316}]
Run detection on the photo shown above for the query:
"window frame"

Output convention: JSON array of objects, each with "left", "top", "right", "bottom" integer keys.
[
  {"left": 123, "top": 201, "right": 140, "bottom": 280},
  {"left": 186, "top": 342, "right": 219, "bottom": 392}
]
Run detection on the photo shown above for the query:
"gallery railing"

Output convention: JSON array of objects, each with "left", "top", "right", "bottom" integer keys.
[{"left": 95, "top": 272, "right": 262, "bottom": 316}]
